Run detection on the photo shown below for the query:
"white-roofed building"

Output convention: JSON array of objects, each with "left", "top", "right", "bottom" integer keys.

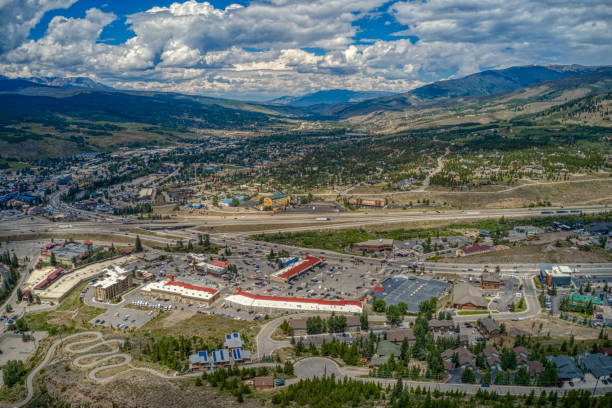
[
  {"left": 141, "top": 279, "right": 220, "bottom": 306},
  {"left": 225, "top": 291, "right": 363, "bottom": 314}
]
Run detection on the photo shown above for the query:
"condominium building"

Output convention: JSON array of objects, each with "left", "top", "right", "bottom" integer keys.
[{"left": 93, "top": 265, "right": 132, "bottom": 302}]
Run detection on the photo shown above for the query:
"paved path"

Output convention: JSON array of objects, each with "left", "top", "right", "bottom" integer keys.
[{"left": 10, "top": 331, "right": 198, "bottom": 408}]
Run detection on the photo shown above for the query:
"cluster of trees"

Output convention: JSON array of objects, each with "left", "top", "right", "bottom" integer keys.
[
  {"left": 372, "top": 299, "right": 411, "bottom": 326},
  {"left": 134, "top": 334, "right": 218, "bottom": 372},
  {"left": 560, "top": 295, "right": 597, "bottom": 315},
  {"left": 271, "top": 376, "right": 381, "bottom": 407},
  {"left": 2, "top": 360, "right": 26, "bottom": 387},
  {"left": 304, "top": 314, "right": 348, "bottom": 334},
  {"left": 162, "top": 233, "right": 220, "bottom": 255},
  {"left": 200, "top": 364, "right": 291, "bottom": 402},
  {"left": 0, "top": 250, "right": 20, "bottom": 308},
  {"left": 113, "top": 203, "right": 153, "bottom": 216}
]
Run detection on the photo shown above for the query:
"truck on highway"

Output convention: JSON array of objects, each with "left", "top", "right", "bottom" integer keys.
[{"left": 315, "top": 217, "right": 330, "bottom": 221}]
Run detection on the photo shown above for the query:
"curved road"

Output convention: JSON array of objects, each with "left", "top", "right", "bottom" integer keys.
[
  {"left": 293, "top": 356, "right": 612, "bottom": 396},
  {"left": 12, "top": 331, "right": 199, "bottom": 408}
]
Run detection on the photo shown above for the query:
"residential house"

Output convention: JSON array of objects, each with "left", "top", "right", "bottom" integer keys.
[
  {"left": 370, "top": 340, "right": 401, "bottom": 368},
  {"left": 578, "top": 353, "right": 612, "bottom": 380},
  {"left": 546, "top": 355, "right": 584, "bottom": 382},
  {"left": 345, "top": 315, "right": 362, "bottom": 332},
  {"left": 478, "top": 318, "right": 500, "bottom": 338},
  {"left": 483, "top": 346, "right": 501, "bottom": 369},
  {"left": 428, "top": 319, "right": 456, "bottom": 333},
  {"left": 386, "top": 328, "right": 416, "bottom": 344},
  {"left": 289, "top": 318, "right": 308, "bottom": 335},
  {"left": 441, "top": 347, "right": 475, "bottom": 370},
  {"left": 252, "top": 376, "right": 275, "bottom": 390}
]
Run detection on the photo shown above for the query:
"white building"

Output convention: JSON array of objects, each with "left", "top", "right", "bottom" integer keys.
[
  {"left": 225, "top": 291, "right": 363, "bottom": 314},
  {"left": 141, "top": 280, "right": 220, "bottom": 306}
]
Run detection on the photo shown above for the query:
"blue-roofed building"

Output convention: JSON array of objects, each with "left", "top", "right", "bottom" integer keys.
[
  {"left": 578, "top": 353, "right": 612, "bottom": 380},
  {"left": 189, "top": 333, "right": 252, "bottom": 371},
  {"left": 547, "top": 355, "right": 584, "bottom": 382},
  {"left": 224, "top": 332, "right": 245, "bottom": 350},
  {"left": 189, "top": 350, "right": 210, "bottom": 371},
  {"left": 211, "top": 349, "right": 231, "bottom": 367}
]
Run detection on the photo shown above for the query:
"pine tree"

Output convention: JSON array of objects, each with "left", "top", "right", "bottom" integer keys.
[{"left": 135, "top": 235, "right": 143, "bottom": 252}]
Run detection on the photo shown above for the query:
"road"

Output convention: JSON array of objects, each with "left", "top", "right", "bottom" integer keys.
[
  {"left": 293, "top": 356, "right": 612, "bottom": 396},
  {"left": 413, "top": 148, "right": 448, "bottom": 192}
]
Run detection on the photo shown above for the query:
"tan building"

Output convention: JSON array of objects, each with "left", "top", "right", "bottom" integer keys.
[
  {"left": 452, "top": 283, "right": 488, "bottom": 310},
  {"left": 93, "top": 265, "right": 132, "bottom": 302},
  {"left": 481, "top": 271, "right": 501, "bottom": 290},
  {"left": 353, "top": 239, "right": 394, "bottom": 253},
  {"left": 263, "top": 191, "right": 291, "bottom": 210},
  {"left": 348, "top": 197, "right": 385, "bottom": 209}
]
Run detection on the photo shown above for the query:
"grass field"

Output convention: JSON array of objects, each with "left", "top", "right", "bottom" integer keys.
[
  {"left": 24, "top": 280, "right": 105, "bottom": 334},
  {"left": 456, "top": 311, "right": 496, "bottom": 316}
]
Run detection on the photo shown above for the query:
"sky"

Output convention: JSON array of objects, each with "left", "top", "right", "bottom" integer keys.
[{"left": 0, "top": 0, "right": 610, "bottom": 100}]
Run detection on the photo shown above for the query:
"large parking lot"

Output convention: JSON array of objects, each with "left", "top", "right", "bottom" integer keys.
[{"left": 489, "top": 276, "right": 521, "bottom": 312}]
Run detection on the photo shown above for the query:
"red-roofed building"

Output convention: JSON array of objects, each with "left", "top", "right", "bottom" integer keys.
[
  {"left": 34, "top": 267, "right": 64, "bottom": 290},
  {"left": 270, "top": 256, "right": 321, "bottom": 283},
  {"left": 84, "top": 240, "right": 93, "bottom": 245},
  {"left": 142, "top": 279, "right": 220, "bottom": 306},
  {"left": 210, "top": 260, "right": 230, "bottom": 268},
  {"left": 456, "top": 243, "right": 492, "bottom": 257},
  {"left": 225, "top": 291, "right": 363, "bottom": 313}
]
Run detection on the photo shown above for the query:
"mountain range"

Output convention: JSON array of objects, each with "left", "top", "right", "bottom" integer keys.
[
  {"left": 269, "top": 89, "right": 395, "bottom": 107},
  {"left": 0, "top": 64, "right": 610, "bottom": 158}
]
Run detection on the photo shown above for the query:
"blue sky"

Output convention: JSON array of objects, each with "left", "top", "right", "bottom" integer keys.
[{"left": 1, "top": 0, "right": 610, "bottom": 100}]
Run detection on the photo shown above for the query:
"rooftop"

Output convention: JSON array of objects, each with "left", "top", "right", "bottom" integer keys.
[{"left": 452, "top": 283, "right": 487, "bottom": 308}]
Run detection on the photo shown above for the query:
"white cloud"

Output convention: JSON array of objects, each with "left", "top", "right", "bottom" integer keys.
[
  {"left": 0, "top": 0, "right": 76, "bottom": 53},
  {"left": 390, "top": 0, "right": 612, "bottom": 68},
  {"left": 0, "top": 0, "right": 610, "bottom": 98}
]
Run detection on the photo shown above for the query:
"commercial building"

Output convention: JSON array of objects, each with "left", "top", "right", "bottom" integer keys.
[
  {"left": 352, "top": 239, "right": 394, "bottom": 253},
  {"left": 263, "top": 191, "right": 291, "bottom": 210},
  {"left": 348, "top": 197, "right": 385, "bottom": 209},
  {"left": 34, "top": 267, "right": 64, "bottom": 290},
  {"left": 141, "top": 279, "right": 220, "bottom": 306},
  {"left": 196, "top": 260, "right": 230, "bottom": 278},
  {"left": 456, "top": 243, "right": 492, "bottom": 257},
  {"left": 569, "top": 293, "right": 603, "bottom": 307},
  {"left": 371, "top": 275, "right": 450, "bottom": 313},
  {"left": 270, "top": 255, "right": 321, "bottom": 283},
  {"left": 93, "top": 265, "right": 132, "bottom": 302},
  {"left": 539, "top": 264, "right": 573, "bottom": 286},
  {"left": 225, "top": 291, "right": 363, "bottom": 314},
  {"left": 480, "top": 271, "right": 501, "bottom": 290},
  {"left": 41, "top": 241, "right": 92, "bottom": 265},
  {"left": 452, "top": 283, "right": 488, "bottom": 310}
]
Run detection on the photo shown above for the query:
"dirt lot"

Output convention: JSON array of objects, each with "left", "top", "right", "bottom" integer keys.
[
  {"left": 505, "top": 316, "right": 601, "bottom": 340},
  {"left": 137, "top": 311, "right": 261, "bottom": 348},
  {"left": 34, "top": 363, "right": 265, "bottom": 408},
  {"left": 440, "top": 243, "right": 612, "bottom": 264}
]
